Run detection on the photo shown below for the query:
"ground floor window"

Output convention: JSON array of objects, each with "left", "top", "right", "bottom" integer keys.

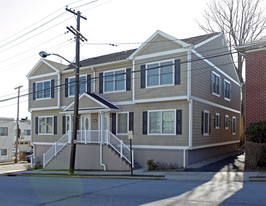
[
  {"left": 224, "top": 115, "right": 229, "bottom": 129},
  {"left": 148, "top": 110, "right": 175, "bottom": 135},
  {"left": 1, "top": 149, "right": 7, "bottom": 156},
  {"left": 203, "top": 110, "right": 210, "bottom": 136},
  {"left": 117, "top": 113, "right": 128, "bottom": 134},
  {"left": 215, "top": 113, "right": 220, "bottom": 129},
  {"left": 39, "top": 116, "right": 53, "bottom": 135},
  {"left": 232, "top": 116, "right": 236, "bottom": 135}
]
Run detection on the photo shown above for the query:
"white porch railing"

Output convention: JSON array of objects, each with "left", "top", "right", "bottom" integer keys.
[
  {"left": 42, "top": 130, "right": 134, "bottom": 168},
  {"left": 43, "top": 131, "right": 70, "bottom": 168}
]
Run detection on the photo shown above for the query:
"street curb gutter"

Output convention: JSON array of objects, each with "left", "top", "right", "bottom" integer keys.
[{"left": 3, "top": 173, "right": 165, "bottom": 180}]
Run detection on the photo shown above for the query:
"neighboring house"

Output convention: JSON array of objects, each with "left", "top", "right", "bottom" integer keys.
[
  {"left": 15, "top": 118, "right": 31, "bottom": 152},
  {"left": 0, "top": 118, "right": 14, "bottom": 162},
  {"left": 27, "top": 30, "right": 241, "bottom": 170},
  {"left": 237, "top": 38, "right": 266, "bottom": 129}
]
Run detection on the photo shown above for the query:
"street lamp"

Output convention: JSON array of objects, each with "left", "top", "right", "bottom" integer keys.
[
  {"left": 39, "top": 51, "right": 77, "bottom": 68},
  {"left": 39, "top": 51, "right": 79, "bottom": 174}
]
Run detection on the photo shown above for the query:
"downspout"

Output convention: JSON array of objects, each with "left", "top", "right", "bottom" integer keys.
[
  {"left": 100, "top": 111, "right": 106, "bottom": 170},
  {"left": 187, "top": 47, "right": 193, "bottom": 148},
  {"left": 58, "top": 73, "right": 61, "bottom": 107}
]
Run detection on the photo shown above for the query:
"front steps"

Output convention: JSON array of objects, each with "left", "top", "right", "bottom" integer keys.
[{"left": 43, "top": 144, "right": 131, "bottom": 171}]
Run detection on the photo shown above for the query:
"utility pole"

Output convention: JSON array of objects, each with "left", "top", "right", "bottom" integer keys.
[
  {"left": 66, "top": 7, "right": 87, "bottom": 174},
  {"left": 14, "top": 85, "right": 23, "bottom": 163}
]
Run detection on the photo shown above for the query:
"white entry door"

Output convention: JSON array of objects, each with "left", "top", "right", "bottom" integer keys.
[
  {"left": 80, "top": 114, "right": 91, "bottom": 143},
  {"left": 81, "top": 114, "right": 91, "bottom": 130}
]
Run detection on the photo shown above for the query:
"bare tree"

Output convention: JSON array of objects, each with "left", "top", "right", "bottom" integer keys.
[{"left": 198, "top": 0, "right": 266, "bottom": 83}]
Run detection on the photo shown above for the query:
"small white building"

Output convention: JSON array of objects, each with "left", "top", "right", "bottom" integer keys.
[
  {"left": 16, "top": 118, "right": 31, "bottom": 152},
  {"left": 0, "top": 117, "right": 14, "bottom": 162}
]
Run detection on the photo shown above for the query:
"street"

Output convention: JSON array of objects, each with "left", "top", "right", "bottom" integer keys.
[{"left": 1, "top": 175, "right": 266, "bottom": 206}]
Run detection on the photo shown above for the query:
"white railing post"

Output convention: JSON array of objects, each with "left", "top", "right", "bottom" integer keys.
[
  {"left": 55, "top": 142, "right": 57, "bottom": 156},
  {"left": 85, "top": 130, "right": 87, "bottom": 144},
  {"left": 120, "top": 140, "right": 123, "bottom": 158},
  {"left": 132, "top": 150, "right": 134, "bottom": 168},
  {"left": 43, "top": 153, "right": 45, "bottom": 168}
]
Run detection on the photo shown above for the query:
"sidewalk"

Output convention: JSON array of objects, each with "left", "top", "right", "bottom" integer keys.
[{"left": 10, "top": 167, "right": 266, "bottom": 182}]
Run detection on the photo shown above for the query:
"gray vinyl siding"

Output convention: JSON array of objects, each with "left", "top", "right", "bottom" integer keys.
[
  {"left": 194, "top": 34, "right": 239, "bottom": 83},
  {"left": 192, "top": 101, "right": 240, "bottom": 147},
  {"left": 191, "top": 53, "right": 240, "bottom": 111},
  {"left": 115, "top": 101, "right": 189, "bottom": 146},
  {"left": 137, "top": 35, "right": 183, "bottom": 56}
]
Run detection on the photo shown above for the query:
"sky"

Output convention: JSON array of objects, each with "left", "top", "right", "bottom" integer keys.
[{"left": 0, "top": 0, "right": 263, "bottom": 120}]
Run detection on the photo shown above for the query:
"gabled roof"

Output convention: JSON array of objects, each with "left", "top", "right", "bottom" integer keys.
[
  {"left": 27, "top": 59, "right": 67, "bottom": 78},
  {"left": 66, "top": 49, "right": 137, "bottom": 70},
  {"left": 181, "top": 32, "right": 220, "bottom": 45},
  {"left": 62, "top": 92, "right": 119, "bottom": 113},
  {"left": 64, "top": 30, "right": 220, "bottom": 70}
]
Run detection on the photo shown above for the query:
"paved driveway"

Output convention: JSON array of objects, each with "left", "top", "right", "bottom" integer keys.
[
  {"left": 0, "top": 162, "right": 29, "bottom": 174},
  {"left": 185, "top": 152, "right": 245, "bottom": 172}
]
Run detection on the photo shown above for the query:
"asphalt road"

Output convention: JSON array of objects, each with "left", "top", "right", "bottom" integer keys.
[{"left": 1, "top": 175, "right": 266, "bottom": 206}]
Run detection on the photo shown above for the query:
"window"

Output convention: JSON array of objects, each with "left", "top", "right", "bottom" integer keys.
[
  {"left": 211, "top": 72, "right": 220, "bottom": 96},
  {"left": 104, "top": 69, "right": 126, "bottom": 93},
  {"left": 69, "top": 76, "right": 87, "bottom": 96},
  {"left": 148, "top": 110, "right": 175, "bottom": 135},
  {"left": 117, "top": 113, "right": 128, "bottom": 134},
  {"left": 232, "top": 116, "right": 236, "bottom": 135},
  {"left": 147, "top": 60, "right": 174, "bottom": 87},
  {"left": 36, "top": 80, "right": 51, "bottom": 99},
  {"left": 24, "top": 129, "right": 31, "bottom": 136},
  {"left": 0, "top": 127, "right": 8, "bottom": 136},
  {"left": 214, "top": 113, "right": 220, "bottom": 129},
  {"left": 203, "top": 111, "right": 210, "bottom": 135},
  {"left": 1, "top": 149, "right": 7, "bottom": 156},
  {"left": 225, "top": 115, "right": 229, "bottom": 129},
  {"left": 39, "top": 117, "right": 53, "bottom": 135},
  {"left": 224, "top": 80, "right": 231, "bottom": 100}
]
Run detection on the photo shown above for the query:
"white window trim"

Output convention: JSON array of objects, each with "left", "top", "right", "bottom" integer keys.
[
  {"left": 36, "top": 79, "right": 52, "bottom": 100},
  {"left": 103, "top": 68, "right": 126, "bottom": 94},
  {"left": 211, "top": 71, "right": 221, "bottom": 97},
  {"left": 116, "top": 112, "right": 129, "bottom": 135},
  {"left": 224, "top": 79, "right": 231, "bottom": 101},
  {"left": 148, "top": 109, "right": 176, "bottom": 136},
  {"left": 215, "top": 113, "right": 220, "bottom": 129},
  {"left": 225, "top": 115, "right": 229, "bottom": 129},
  {"left": 38, "top": 116, "right": 54, "bottom": 135},
  {"left": 68, "top": 75, "right": 87, "bottom": 97},
  {"left": 203, "top": 110, "right": 210, "bottom": 136},
  {"left": 232, "top": 116, "right": 236, "bottom": 135},
  {"left": 146, "top": 59, "right": 174, "bottom": 88}
]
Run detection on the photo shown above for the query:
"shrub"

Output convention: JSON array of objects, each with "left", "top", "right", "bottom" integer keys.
[
  {"left": 146, "top": 159, "right": 158, "bottom": 171},
  {"left": 245, "top": 142, "right": 266, "bottom": 169},
  {"left": 245, "top": 121, "right": 266, "bottom": 143}
]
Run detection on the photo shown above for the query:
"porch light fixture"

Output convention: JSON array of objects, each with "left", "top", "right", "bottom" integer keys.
[{"left": 39, "top": 51, "right": 78, "bottom": 69}]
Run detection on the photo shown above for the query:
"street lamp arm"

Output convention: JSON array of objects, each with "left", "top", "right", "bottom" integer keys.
[{"left": 39, "top": 51, "right": 78, "bottom": 69}]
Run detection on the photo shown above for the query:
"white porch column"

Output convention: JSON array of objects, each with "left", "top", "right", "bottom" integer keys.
[{"left": 100, "top": 111, "right": 106, "bottom": 144}]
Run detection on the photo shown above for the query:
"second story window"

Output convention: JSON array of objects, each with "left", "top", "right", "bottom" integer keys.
[
  {"left": 69, "top": 76, "right": 87, "bottom": 96},
  {"left": 36, "top": 80, "right": 51, "bottom": 99},
  {"left": 104, "top": 69, "right": 126, "bottom": 93},
  {"left": 39, "top": 116, "right": 53, "bottom": 135},
  {"left": 211, "top": 71, "right": 221, "bottom": 96},
  {"left": 146, "top": 60, "right": 174, "bottom": 87},
  {"left": 224, "top": 115, "right": 229, "bottom": 129},
  {"left": 0, "top": 127, "right": 8, "bottom": 136},
  {"left": 224, "top": 80, "right": 231, "bottom": 100},
  {"left": 214, "top": 113, "right": 220, "bottom": 129}
]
